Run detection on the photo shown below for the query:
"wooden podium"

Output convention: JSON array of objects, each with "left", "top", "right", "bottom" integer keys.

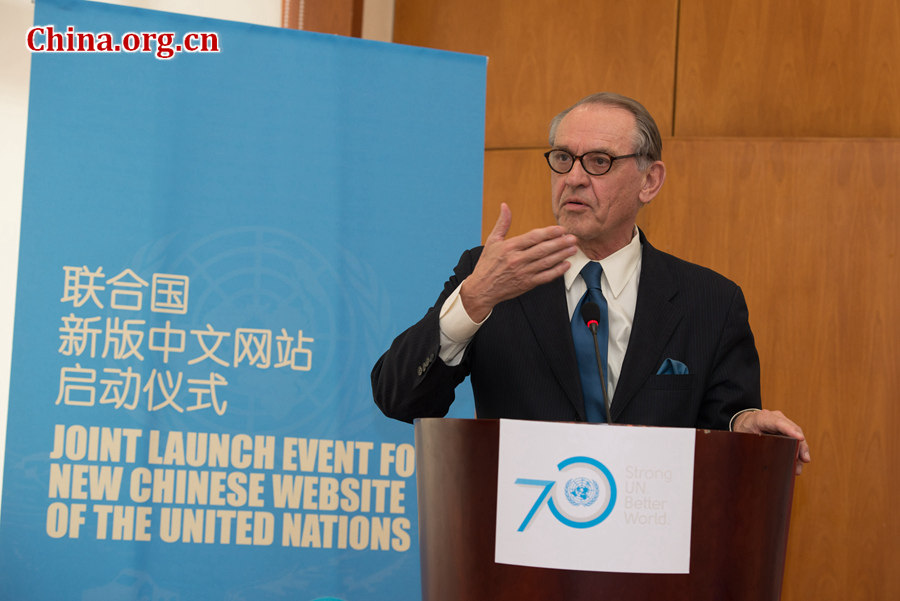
[{"left": 414, "top": 419, "right": 798, "bottom": 601}]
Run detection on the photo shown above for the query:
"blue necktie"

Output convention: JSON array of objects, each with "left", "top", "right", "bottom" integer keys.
[{"left": 571, "top": 262, "right": 609, "bottom": 422}]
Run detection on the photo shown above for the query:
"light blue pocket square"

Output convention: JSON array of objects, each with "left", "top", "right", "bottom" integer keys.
[{"left": 657, "top": 358, "right": 689, "bottom": 375}]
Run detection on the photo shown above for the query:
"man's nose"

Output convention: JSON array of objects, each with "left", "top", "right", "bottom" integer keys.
[{"left": 564, "top": 158, "right": 591, "bottom": 185}]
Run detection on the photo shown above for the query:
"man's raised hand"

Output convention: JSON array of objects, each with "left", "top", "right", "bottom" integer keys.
[{"left": 459, "top": 203, "right": 578, "bottom": 322}]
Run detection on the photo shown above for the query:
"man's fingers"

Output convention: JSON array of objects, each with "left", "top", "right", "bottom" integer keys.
[
  {"left": 766, "top": 411, "right": 806, "bottom": 442},
  {"left": 527, "top": 245, "right": 578, "bottom": 277},
  {"left": 517, "top": 231, "right": 578, "bottom": 264},
  {"left": 531, "top": 258, "right": 573, "bottom": 286},
  {"left": 745, "top": 409, "right": 811, "bottom": 474},
  {"left": 467, "top": 206, "right": 578, "bottom": 316},
  {"left": 488, "top": 204, "right": 572, "bottom": 253},
  {"left": 794, "top": 440, "right": 811, "bottom": 475},
  {"left": 486, "top": 203, "right": 513, "bottom": 244},
  {"left": 508, "top": 223, "right": 571, "bottom": 252},
  {"left": 799, "top": 440, "right": 811, "bottom": 462}
]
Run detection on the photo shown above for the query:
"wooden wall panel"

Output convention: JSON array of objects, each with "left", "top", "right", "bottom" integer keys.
[
  {"left": 394, "top": 0, "right": 678, "bottom": 148},
  {"left": 676, "top": 1, "right": 900, "bottom": 137},
  {"left": 639, "top": 139, "right": 900, "bottom": 601},
  {"left": 482, "top": 149, "right": 553, "bottom": 239}
]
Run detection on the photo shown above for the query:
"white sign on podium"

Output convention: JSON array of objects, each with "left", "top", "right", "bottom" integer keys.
[{"left": 495, "top": 420, "right": 695, "bottom": 574}]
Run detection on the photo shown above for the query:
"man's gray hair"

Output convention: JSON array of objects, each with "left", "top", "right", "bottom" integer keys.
[{"left": 548, "top": 92, "right": 663, "bottom": 169}]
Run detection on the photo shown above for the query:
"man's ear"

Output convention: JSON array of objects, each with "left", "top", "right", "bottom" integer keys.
[{"left": 639, "top": 161, "right": 666, "bottom": 205}]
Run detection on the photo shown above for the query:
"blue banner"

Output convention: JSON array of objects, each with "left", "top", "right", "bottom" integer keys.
[{"left": 1, "top": 0, "right": 484, "bottom": 599}]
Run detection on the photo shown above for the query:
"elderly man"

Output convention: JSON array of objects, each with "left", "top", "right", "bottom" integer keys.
[{"left": 371, "top": 93, "right": 810, "bottom": 473}]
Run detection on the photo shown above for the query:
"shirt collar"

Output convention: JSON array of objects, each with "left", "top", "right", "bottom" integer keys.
[{"left": 564, "top": 227, "right": 642, "bottom": 299}]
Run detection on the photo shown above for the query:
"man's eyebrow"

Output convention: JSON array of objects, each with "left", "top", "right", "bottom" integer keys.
[{"left": 551, "top": 145, "right": 615, "bottom": 155}]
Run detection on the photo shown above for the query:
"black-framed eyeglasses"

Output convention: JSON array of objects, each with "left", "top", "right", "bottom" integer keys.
[{"left": 544, "top": 149, "right": 641, "bottom": 176}]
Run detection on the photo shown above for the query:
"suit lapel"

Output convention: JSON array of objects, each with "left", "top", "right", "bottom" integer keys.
[
  {"left": 516, "top": 278, "right": 586, "bottom": 420},
  {"left": 611, "top": 238, "right": 682, "bottom": 420}
]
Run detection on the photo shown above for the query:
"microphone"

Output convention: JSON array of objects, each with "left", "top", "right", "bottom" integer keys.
[
  {"left": 582, "top": 301, "right": 603, "bottom": 332},
  {"left": 582, "top": 301, "right": 613, "bottom": 424}
]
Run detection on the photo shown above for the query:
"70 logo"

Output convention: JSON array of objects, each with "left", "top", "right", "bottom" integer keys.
[{"left": 514, "top": 456, "right": 617, "bottom": 531}]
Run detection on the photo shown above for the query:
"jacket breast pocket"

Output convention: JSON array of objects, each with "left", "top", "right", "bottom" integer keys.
[
  {"left": 629, "top": 374, "right": 696, "bottom": 427},
  {"left": 645, "top": 373, "right": 693, "bottom": 391}
]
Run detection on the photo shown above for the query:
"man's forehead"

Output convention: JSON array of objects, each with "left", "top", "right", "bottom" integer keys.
[{"left": 555, "top": 104, "right": 636, "bottom": 149}]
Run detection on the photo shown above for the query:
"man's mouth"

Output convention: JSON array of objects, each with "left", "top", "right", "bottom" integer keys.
[{"left": 563, "top": 198, "right": 589, "bottom": 208}]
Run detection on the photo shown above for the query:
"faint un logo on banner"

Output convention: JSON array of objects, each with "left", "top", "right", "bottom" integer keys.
[{"left": 515, "top": 456, "right": 617, "bottom": 531}]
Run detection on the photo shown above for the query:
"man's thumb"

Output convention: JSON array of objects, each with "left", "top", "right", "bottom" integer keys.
[{"left": 487, "top": 203, "right": 512, "bottom": 242}]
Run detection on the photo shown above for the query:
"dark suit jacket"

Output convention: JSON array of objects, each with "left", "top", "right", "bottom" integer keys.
[{"left": 371, "top": 232, "right": 761, "bottom": 429}]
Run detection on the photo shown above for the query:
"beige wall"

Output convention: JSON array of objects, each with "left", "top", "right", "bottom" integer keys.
[{"left": 0, "top": 0, "right": 37, "bottom": 522}]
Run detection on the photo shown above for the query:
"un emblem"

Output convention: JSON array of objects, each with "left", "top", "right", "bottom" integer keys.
[
  {"left": 565, "top": 476, "right": 600, "bottom": 507},
  {"left": 515, "top": 456, "right": 617, "bottom": 531}
]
